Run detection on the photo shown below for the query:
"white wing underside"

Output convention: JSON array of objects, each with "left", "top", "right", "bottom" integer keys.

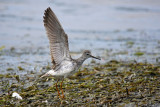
[{"left": 43, "top": 7, "right": 71, "bottom": 67}]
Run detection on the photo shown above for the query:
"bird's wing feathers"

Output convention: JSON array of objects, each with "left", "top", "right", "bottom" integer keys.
[{"left": 43, "top": 7, "right": 70, "bottom": 66}]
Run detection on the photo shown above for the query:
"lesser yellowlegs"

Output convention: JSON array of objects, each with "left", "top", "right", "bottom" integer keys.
[{"left": 41, "top": 7, "right": 101, "bottom": 99}]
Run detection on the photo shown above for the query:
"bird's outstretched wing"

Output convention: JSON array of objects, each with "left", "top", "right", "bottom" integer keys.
[{"left": 43, "top": 7, "right": 70, "bottom": 66}]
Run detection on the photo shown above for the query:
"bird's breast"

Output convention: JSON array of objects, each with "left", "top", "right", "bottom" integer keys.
[{"left": 57, "top": 60, "right": 77, "bottom": 77}]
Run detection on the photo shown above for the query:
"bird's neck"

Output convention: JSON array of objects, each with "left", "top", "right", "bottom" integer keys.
[{"left": 76, "top": 55, "right": 87, "bottom": 67}]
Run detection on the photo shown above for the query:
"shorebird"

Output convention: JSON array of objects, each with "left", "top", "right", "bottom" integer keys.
[{"left": 41, "top": 7, "right": 101, "bottom": 99}]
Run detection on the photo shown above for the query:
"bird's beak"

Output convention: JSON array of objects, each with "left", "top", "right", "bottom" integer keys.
[{"left": 90, "top": 55, "right": 101, "bottom": 60}]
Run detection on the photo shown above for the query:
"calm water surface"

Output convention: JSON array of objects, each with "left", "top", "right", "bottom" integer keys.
[{"left": 0, "top": 0, "right": 160, "bottom": 74}]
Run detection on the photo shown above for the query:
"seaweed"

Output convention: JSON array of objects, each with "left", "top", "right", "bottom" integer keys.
[{"left": 0, "top": 61, "right": 160, "bottom": 106}]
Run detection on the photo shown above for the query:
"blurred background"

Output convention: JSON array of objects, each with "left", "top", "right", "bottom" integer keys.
[{"left": 0, "top": 0, "right": 160, "bottom": 74}]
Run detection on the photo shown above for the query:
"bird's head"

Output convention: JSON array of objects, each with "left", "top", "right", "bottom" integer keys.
[{"left": 82, "top": 50, "right": 101, "bottom": 60}]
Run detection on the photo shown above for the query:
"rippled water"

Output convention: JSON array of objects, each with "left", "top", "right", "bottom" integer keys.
[{"left": 0, "top": 0, "right": 160, "bottom": 74}]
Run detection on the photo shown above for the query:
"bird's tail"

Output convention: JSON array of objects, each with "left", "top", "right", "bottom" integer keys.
[{"left": 39, "top": 72, "right": 49, "bottom": 79}]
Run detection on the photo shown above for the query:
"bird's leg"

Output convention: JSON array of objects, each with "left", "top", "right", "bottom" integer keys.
[
  {"left": 56, "top": 80, "right": 61, "bottom": 98},
  {"left": 60, "top": 80, "right": 65, "bottom": 99}
]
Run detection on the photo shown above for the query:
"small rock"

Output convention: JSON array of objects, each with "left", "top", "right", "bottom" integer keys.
[{"left": 12, "top": 92, "right": 23, "bottom": 100}]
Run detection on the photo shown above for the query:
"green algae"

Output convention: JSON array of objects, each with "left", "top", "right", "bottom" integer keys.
[
  {"left": 0, "top": 61, "right": 160, "bottom": 106},
  {"left": 134, "top": 52, "right": 144, "bottom": 56},
  {"left": 126, "top": 41, "right": 134, "bottom": 45},
  {"left": 5, "top": 73, "right": 13, "bottom": 78},
  {"left": 7, "top": 68, "right": 14, "bottom": 71},
  {"left": 0, "top": 45, "right": 5, "bottom": 51},
  {"left": 18, "top": 66, "right": 25, "bottom": 71}
]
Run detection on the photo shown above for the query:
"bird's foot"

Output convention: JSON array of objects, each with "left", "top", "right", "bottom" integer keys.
[{"left": 61, "top": 95, "right": 65, "bottom": 99}]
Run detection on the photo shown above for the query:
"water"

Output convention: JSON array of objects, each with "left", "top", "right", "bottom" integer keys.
[{"left": 0, "top": 0, "right": 160, "bottom": 74}]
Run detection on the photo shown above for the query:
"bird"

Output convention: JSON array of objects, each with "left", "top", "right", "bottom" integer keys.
[{"left": 41, "top": 7, "right": 101, "bottom": 99}]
